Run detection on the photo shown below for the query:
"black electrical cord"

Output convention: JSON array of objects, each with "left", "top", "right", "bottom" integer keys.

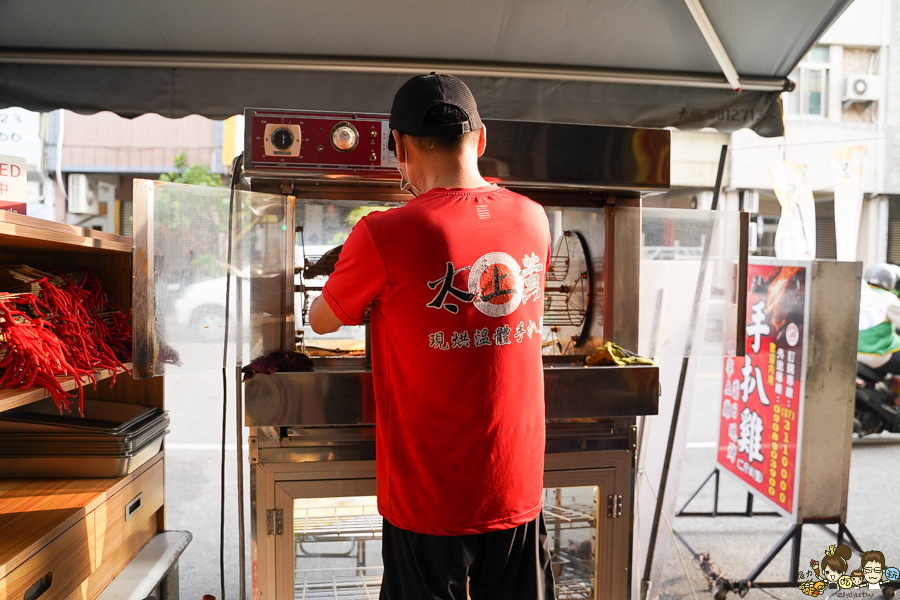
[{"left": 220, "top": 153, "right": 243, "bottom": 600}]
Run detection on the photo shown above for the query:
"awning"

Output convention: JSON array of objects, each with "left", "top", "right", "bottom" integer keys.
[{"left": 0, "top": 0, "right": 853, "bottom": 137}]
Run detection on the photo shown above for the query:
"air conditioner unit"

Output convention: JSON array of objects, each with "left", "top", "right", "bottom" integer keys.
[
  {"left": 67, "top": 174, "right": 99, "bottom": 215},
  {"left": 842, "top": 75, "right": 880, "bottom": 102}
]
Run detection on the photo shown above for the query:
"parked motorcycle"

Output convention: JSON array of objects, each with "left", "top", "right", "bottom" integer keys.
[{"left": 854, "top": 362, "right": 900, "bottom": 435}]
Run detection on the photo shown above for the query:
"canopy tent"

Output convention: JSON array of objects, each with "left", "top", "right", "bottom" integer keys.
[{"left": 0, "top": 0, "right": 853, "bottom": 137}]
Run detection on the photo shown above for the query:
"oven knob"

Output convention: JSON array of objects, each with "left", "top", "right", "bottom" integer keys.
[
  {"left": 331, "top": 122, "right": 359, "bottom": 152},
  {"left": 270, "top": 127, "right": 295, "bottom": 151}
]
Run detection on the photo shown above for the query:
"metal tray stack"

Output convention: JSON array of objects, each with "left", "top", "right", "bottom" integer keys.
[{"left": 0, "top": 398, "right": 168, "bottom": 478}]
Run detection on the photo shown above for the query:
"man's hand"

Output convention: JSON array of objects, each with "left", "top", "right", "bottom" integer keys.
[{"left": 309, "top": 294, "right": 344, "bottom": 334}]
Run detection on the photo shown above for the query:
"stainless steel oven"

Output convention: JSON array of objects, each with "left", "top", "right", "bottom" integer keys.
[{"left": 133, "top": 110, "right": 667, "bottom": 599}]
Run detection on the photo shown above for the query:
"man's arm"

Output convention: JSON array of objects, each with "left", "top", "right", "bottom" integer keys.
[
  {"left": 309, "top": 294, "right": 344, "bottom": 334},
  {"left": 309, "top": 218, "right": 388, "bottom": 335}
]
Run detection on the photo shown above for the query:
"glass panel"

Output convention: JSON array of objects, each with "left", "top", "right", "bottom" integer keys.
[
  {"left": 783, "top": 71, "right": 799, "bottom": 115},
  {"left": 805, "top": 69, "right": 824, "bottom": 116},
  {"left": 640, "top": 208, "right": 741, "bottom": 360},
  {"left": 292, "top": 495, "right": 383, "bottom": 599},
  {"left": 295, "top": 200, "right": 399, "bottom": 356},
  {"left": 290, "top": 488, "right": 599, "bottom": 598},
  {"left": 132, "top": 180, "right": 289, "bottom": 376},
  {"left": 541, "top": 207, "right": 604, "bottom": 355},
  {"left": 294, "top": 201, "right": 605, "bottom": 358},
  {"left": 806, "top": 45, "right": 830, "bottom": 63},
  {"left": 544, "top": 486, "right": 598, "bottom": 599}
]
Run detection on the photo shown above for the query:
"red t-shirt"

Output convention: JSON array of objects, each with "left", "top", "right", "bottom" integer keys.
[{"left": 323, "top": 185, "right": 550, "bottom": 536}]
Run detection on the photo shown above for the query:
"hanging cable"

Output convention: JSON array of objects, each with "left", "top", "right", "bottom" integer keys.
[{"left": 220, "top": 152, "right": 242, "bottom": 600}]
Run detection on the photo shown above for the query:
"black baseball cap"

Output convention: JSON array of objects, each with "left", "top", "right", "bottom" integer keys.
[{"left": 387, "top": 72, "right": 483, "bottom": 152}]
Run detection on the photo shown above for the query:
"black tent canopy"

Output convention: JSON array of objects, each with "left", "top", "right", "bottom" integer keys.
[{"left": 0, "top": 0, "right": 853, "bottom": 136}]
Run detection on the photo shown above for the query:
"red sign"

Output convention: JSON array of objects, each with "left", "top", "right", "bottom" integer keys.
[
  {"left": 0, "top": 200, "right": 26, "bottom": 214},
  {"left": 718, "top": 262, "right": 807, "bottom": 518},
  {"left": 0, "top": 154, "right": 26, "bottom": 205}
]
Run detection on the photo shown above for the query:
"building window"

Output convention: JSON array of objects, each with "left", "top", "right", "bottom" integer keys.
[{"left": 784, "top": 46, "right": 829, "bottom": 117}]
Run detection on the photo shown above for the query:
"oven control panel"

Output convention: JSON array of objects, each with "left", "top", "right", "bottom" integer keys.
[{"left": 244, "top": 109, "right": 399, "bottom": 175}]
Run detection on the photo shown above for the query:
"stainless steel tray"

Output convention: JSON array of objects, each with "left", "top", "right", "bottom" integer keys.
[
  {"left": 0, "top": 434, "right": 165, "bottom": 478},
  {"left": 245, "top": 359, "right": 659, "bottom": 427},
  {"left": 0, "top": 398, "right": 161, "bottom": 434},
  {"left": 0, "top": 414, "right": 169, "bottom": 455}
]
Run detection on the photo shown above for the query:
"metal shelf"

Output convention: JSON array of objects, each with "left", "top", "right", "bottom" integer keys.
[
  {"left": 293, "top": 566, "right": 594, "bottom": 600},
  {"left": 543, "top": 503, "right": 596, "bottom": 528},
  {"left": 294, "top": 503, "right": 595, "bottom": 543},
  {"left": 295, "top": 566, "right": 383, "bottom": 600},
  {"left": 556, "top": 572, "right": 595, "bottom": 599},
  {"left": 294, "top": 504, "right": 381, "bottom": 543}
]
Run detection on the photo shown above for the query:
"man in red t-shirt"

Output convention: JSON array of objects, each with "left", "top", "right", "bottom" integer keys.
[{"left": 309, "top": 73, "right": 554, "bottom": 600}]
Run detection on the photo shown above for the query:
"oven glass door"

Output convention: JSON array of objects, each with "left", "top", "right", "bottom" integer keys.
[
  {"left": 132, "top": 179, "right": 291, "bottom": 377},
  {"left": 275, "top": 470, "right": 614, "bottom": 599}
]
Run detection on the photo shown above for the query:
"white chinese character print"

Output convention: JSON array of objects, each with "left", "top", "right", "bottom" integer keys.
[
  {"left": 726, "top": 442, "right": 738, "bottom": 463},
  {"left": 474, "top": 328, "right": 492, "bottom": 347},
  {"left": 526, "top": 319, "right": 541, "bottom": 338},
  {"left": 723, "top": 399, "right": 733, "bottom": 418},
  {"left": 493, "top": 324, "right": 512, "bottom": 346},
  {"left": 520, "top": 253, "right": 544, "bottom": 304},
  {"left": 514, "top": 321, "right": 526, "bottom": 343},
  {"left": 739, "top": 356, "right": 771, "bottom": 406},
  {"left": 746, "top": 300, "right": 771, "bottom": 354},
  {"left": 737, "top": 408, "right": 764, "bottom": 463},
  {"left": 450, "top": 331, "right": 470, "bottom": 348},
  {"left": 428, "top": 331, "right": 450, "bottom": 350},
  {"left": 728, "top": 422, "right": 738, "bottom": 442}
]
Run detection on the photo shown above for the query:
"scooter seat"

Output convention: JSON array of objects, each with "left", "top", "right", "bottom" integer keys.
[{"left": 857, "top": 362, "right": 885, "bottom": 383}]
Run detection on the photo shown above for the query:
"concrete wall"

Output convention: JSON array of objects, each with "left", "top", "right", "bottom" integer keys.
[
  {"left": 670, "top": 131, "right": 730, "bottom": 188},
  {"left": 820, "top": 0, "right": 889, "bottom": 47},
  {"left": 729, "top": 123, "right": 881, "bottom": 194},
  {"left": 60, "top": 111, "right": 221, "bottom": 174}
]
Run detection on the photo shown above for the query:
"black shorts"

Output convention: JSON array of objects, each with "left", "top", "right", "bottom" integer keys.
[{"left": 380, "top": 514, "right": 556, "bottom": 600}]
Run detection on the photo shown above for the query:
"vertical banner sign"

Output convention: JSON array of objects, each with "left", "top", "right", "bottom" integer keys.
[
  {"left": 769, "top": 163, "right": 816, "bottom": 260},
  {"left": 831, "top": 146, "right": 866, "bottom": 262},
  {"left": 718, "top": 263, "right": 807, "bottom": 518},
  {"left": 0, "top": 154, "right": 27, "bottom": 213}
]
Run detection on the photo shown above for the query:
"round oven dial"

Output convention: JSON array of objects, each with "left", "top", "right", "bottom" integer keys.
[
  {"left": 270, "top": 127, "right": 295, "bottom": 151},
  {"left": 331, "top": 122, "right": 359, "bottom": 152}
]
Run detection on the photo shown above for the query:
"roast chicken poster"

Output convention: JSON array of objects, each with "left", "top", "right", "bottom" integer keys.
[{"left": 718, "top": 263, "right": 807, "bottom": 517}]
